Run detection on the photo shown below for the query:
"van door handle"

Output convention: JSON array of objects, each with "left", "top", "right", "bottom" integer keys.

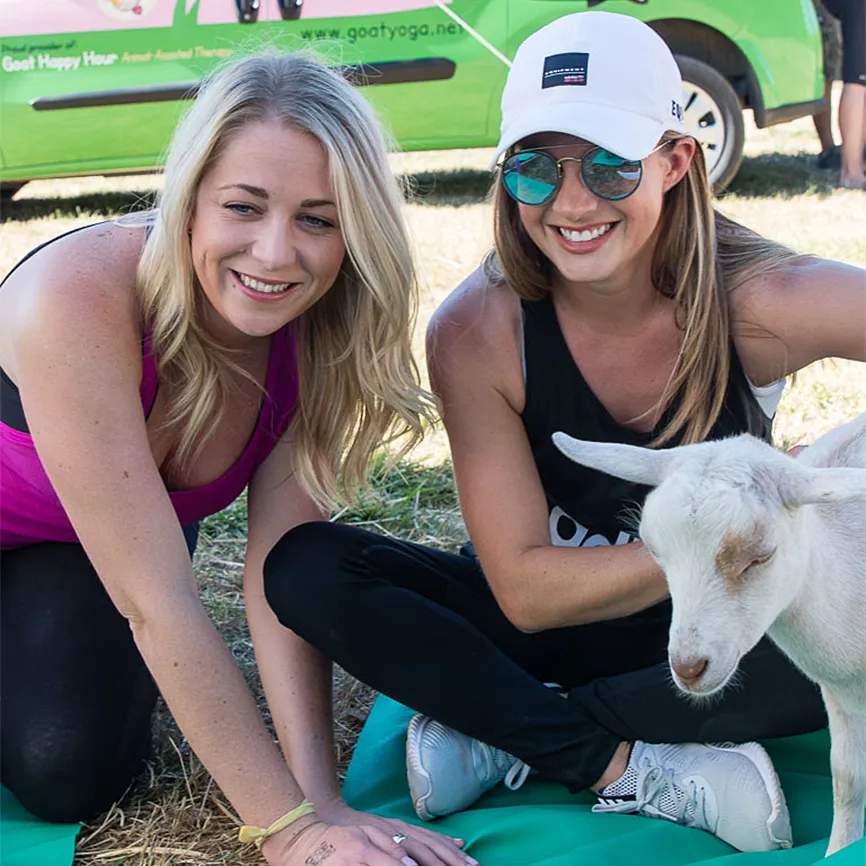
[
  {"left": 235, "top": 0, "right": 260, "bottom": 23},
  {"left": 277, "top": 0, "right": 303, "bottom": 20}
]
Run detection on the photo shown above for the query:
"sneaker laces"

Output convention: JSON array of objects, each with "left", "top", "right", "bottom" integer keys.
[
  {"left": 593, "top": 746, "right": 709, "bottom": 831},
  {"left": 504, "top": 759, "right": 531, "bottom": 790},
  {"left": 500, "top": 680, "right": 557, "bottom": 791},
  {"left": 482, "top": 744, "right": 531, "bottom": 791},
  {"left": 635, "top": 762, "right": 708, "bottom": 829}
]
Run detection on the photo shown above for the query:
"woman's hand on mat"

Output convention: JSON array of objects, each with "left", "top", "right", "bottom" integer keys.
[
  {"left": 263, "top": 816, "right": 475, "bottom": 866},
  {"left": 264, "top": 819, "right": 410, "bottom": 865},
  {"left": 312, "top": 801, "right": 478, "bottom": 866}
]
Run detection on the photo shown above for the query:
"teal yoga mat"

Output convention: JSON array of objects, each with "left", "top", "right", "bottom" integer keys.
[
  {"left": 0, "top": 786, "right": 80, "bottom": 866},
  {"left": 343, "top": 696, "right": 866, "bottom": 866}
]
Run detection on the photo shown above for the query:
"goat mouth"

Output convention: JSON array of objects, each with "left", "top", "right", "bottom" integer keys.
[{"left": 672, "top": 661, "right": 741, "bottom": 697}]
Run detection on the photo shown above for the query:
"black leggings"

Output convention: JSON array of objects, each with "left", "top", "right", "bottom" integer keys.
[
  {"left": 823, "top": 0, "right": 866, "bottom": 84},
  {"left": 0, "top": 526, "right": 197, "bottom": 823},
  {"left": 264, "top": 522, "right": 827, "bottom": 793}
]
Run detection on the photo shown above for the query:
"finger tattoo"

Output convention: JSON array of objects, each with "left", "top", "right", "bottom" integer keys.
[{"left": 306, "top": 842, "right": 336, "bottom": 866}]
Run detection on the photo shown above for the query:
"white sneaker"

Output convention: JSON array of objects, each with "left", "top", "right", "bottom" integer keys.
[
  {"left": 593, "top": 741, "right": 792, "bottom": 852},
  {"left": 406, "top": 714, "right": 531, "bottom": 820}
]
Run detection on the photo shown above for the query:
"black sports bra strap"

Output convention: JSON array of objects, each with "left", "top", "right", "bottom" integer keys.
[
  {"left": 0, "top": 367, "right": 28, "bottom": 433},
  {"left": 0, "top": 220, "right": 115, "bottom": 289},
  {"left": 0, "top": 220, "right": 125, "bottom": 434}
]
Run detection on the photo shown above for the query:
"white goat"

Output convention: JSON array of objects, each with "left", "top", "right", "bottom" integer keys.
[{"left": 553, "top": 413, "right": 866, "bottom": 857}]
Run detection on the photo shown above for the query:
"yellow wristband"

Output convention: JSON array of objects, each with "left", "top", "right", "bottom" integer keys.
[{"left": 238, "top": 800, "right": 316, "bottom": 849}]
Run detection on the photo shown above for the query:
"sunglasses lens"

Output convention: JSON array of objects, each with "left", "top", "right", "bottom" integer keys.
[
  {"left": 502, "top": 151, "right": 559, "bottom": 205},
  {"left": 582, "top": 148, "right": 642, "bottom": 200}
]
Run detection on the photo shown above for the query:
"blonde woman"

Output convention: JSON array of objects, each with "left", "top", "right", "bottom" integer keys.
[
  {"left": 263, "top": 12, "right": 866, "bottom": 855},
  {"left": 0, "top": 53, "right": 474, "bottom": 866}
]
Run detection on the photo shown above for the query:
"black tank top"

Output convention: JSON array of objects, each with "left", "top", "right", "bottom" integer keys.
[{"left": 521, "top": 295, "right": 772, "bottom": 550}]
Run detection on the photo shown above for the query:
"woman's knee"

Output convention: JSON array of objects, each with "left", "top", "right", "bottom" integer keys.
[
  {"left": 263, "top": 521, "right": 360, "bottom": 631},
  {"left": 4, "top": 731, "right": 147, "bottom": 823}
]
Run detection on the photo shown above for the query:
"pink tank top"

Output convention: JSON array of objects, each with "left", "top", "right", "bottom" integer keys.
[{"left": 0, "top": 326, "right": 298, "bottom": 549}]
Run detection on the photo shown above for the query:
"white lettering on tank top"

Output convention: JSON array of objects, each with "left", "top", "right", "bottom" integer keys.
[{"left": 549, "top": 505, "right": 636, "bottom": 548}]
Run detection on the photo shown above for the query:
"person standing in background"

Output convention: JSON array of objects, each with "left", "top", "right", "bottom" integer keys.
[
  {"left": 821, "top": 0, "right": 866, "bottom": 188},
  {"left": 812, "top": 0, "right": 844, "bottom": 169}
]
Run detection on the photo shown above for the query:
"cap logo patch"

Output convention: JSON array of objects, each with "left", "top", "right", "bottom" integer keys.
[{"left": 542, "top": 52, "right": 589, "bottom": 88}]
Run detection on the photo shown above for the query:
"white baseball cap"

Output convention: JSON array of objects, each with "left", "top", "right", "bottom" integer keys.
[{"left": 492, "top": 11, "right": 685, "bottom": 168}]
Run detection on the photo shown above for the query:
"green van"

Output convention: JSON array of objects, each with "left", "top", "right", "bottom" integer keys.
[{"left": 0, "top": 0, "right": 823, "bottom": 195}]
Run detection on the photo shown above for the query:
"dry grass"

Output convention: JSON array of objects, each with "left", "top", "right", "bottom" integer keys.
[{"left": 1, "top": 91, "right": 864, "bottom": 864}]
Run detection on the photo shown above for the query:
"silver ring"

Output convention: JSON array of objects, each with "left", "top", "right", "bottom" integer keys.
[{"left": 392, "top": 832, "right": 409, "bottom": 845}]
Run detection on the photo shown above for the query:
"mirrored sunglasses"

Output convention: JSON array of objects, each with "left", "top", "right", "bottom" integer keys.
[{"left": 500, "top": 146, "right": 649, "bottom": 205}]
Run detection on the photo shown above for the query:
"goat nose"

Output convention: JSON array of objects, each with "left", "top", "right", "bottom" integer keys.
[{"left": 672, "top": 657, "right": 709, "bottom": 682}]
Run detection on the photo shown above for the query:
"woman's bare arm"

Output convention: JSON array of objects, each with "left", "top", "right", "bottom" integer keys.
[
  {"left": 427, "top": 271, "right": 668, "bottom": 633},
  {"left": 244, "top": 411, "right": 476, "bottom": 866},
  {"left": 733, "top": 256, "right": 866, "bottom": 384},
  {"left": 243, "top": 436, "right": 339, "bottom": 809}
]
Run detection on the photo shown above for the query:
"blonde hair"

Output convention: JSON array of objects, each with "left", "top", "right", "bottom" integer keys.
[
  {"left": 134, "top": 51, "right": 435, "bottom": 507},
  {"left": 484, "top": 135, "right": 800, "bottom": 447}
]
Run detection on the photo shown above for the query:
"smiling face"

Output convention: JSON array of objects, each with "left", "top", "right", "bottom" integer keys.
[
  {"left": 513, "top": 133, "right": 693, "bottom": 292},
  {"left": 188, "top": 120, "right": 346, "bottom": 345}
]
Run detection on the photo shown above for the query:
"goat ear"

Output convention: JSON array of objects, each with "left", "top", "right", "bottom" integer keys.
[
  {"left": 552, "top": 433, "right": 678, "bottom": 487},
  {"left": 785, "top": 467, "right": 866, "bottom": 507}
]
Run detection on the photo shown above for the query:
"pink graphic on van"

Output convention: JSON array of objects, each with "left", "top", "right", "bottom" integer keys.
[
  {"left": 2, "top": 0, "right": 175, "bottom": 37},
  {"left": 294, "top": 0, "right": 452, "bottom": 16},
  {"left": 2, "top": 0, "right": 454, "bottom": 37}
]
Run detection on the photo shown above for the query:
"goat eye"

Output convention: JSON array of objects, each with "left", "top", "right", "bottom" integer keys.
[{"left": 747, "top": 551, "right": 775, "bottom": 570}]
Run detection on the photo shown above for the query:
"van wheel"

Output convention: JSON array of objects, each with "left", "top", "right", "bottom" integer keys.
[
  {"left": 0, "top": 182, "right": 24, "bottom": 200},
  {"left": 675, "top": 55, "right": 744, "bottom": 191}
]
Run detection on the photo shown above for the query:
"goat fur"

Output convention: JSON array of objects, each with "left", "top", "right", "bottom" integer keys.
[{"left": 553, "top": 413, "right": 866, "bottom": 856}]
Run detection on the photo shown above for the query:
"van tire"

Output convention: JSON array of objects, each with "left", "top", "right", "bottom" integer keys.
[
  {"left": 0, "top": 182, "right": 24, "bottom": 200},
  {"left": 675, "top": 54, "right": 745, "bottom": 191}
]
